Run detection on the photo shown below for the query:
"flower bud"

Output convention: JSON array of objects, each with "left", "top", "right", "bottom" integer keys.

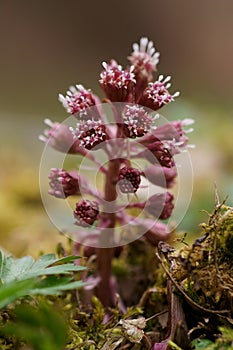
[
  {"left": 128, "top": 37, "right": 160, "bottom": 101},
  {"left": 74, "top": 200, "right": 99, "bottom": 227},
  {"left": 39, "top": 119, "right": 86, "bottom": 155},
  {"left": 118, "top": 166, "right": 141, "bottom": 193},
  {"left": 72, "top": 120, "right": 108, "bottom": 150},
  {"left": 145, "top": 192, "right": 174, "bottom": 220},
  {"left": 122, "top": 104, "right": 152, "bottom": 138},
  {"left": 136, "top": 139, "right": 174, "bottom": 168},
  {"left": 58, "top": 84, "right": 100, "bottom": 120},
  {"left": 143, "top": 165, "right": 177, "bottom": 188},
  {"left": 139, "top": 75, "right": 180, "bottom": 111},
  {"left": 99, "top": 60, "right": 135, "bottom": 102},
  {"left": 48, "top": 168, "right": 80, "bottom": 198}
]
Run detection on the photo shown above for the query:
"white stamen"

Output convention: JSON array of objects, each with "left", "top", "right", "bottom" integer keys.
[
  {"left": 182, "top": 118, "right": 195, "bottom": 126},
  {"left": 150, "top": 47, "right": 155, "bottom": 55},
  {"left": 163, "top": 76, "right": 171, "bottom": 83},
  {"left": 140, "top": 37, "right": 148, "bottom": 52},
  {"left": 133, "top": 43, "right": 139, "bottom": 52},
  {"left": 185, "top": 128, "right": 194, "bottom": 134},
  {"left": 58, "top": 94, "right": 66, "bottom": 103},
  {"left": 69, "top": 86, "right": 76, "bottom": 93},
  {"left": 174, "top": 141, "right": 185, "bottom": 147},
  {"left": 102, "top": 61, "right": 107, "bottom": 70},
  {"left": 129, "top": 65, "right": 135, "bottom": 73},
  {"left": 158, "top": 75, "right": 164, "bottom": 82},
  {"left": 173, "top": 91, "right": 180, "bottom": 98},
  {"left": 147, "top": 40, "right": 153, "bottom": 53},
  {"left": 38, "top": 135, "right": 47, "bottom": 142},
  {"left": 69, "top": 126, "right": 75, "bottom": 134},
  {"left": 44, "top": 118, "right": 54, "bottom": 127},
  {"left": 76, "top": 84, "right": 84, "bottom": 91}
]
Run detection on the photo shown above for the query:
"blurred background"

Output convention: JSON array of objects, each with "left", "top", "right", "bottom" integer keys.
[{"left": 0, "top": 0, "right": 232, "bottom": 256}]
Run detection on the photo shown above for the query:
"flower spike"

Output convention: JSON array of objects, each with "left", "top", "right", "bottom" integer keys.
[{"left": 40, "top": 37, "right": 194, "bottom": 312}]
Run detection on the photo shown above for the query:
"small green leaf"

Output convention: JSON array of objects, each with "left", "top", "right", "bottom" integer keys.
[
  {"left": 0, "top": 279, "right": 35, "bottom": 309},
  {"left": 30, "top": 253, "right": 58, "bottom": 269},
  {"left": 20, "top": 262, "right": 86, "bottom": 280},
  {"left": 191, "top": 338, "right": 214, "bottom": 349},
  {"left": 31, "top": 276, "right": 87, "bottom": 295},
  {"left": 0, "top": 303, "right": 67, "bottom": 350},
  {"left": 168, "top": 340, "right": 183, "bottom": 350},
  {"left": 0, "top": 250, "right": 4, "bottom": 278},
  {"left": 50, "top": 255, "right": 82, "bottom": 265},
  {"left": 1, "top": 255, "right": 34, "bottom": 283}
]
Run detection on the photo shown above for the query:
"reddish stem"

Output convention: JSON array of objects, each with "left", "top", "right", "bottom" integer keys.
[{"left": 96, "top": 158, "right": 121, "bottom": 307}]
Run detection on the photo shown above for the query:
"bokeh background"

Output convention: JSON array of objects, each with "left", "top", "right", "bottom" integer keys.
[{"left": 0, "top": 0, "right": 232, "bottom": 256}]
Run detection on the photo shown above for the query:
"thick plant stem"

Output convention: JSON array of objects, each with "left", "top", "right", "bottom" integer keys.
[
  {"left": 96, "top": 247, "right": 113, "bottom": 307},
  {"left": 96, "top": 158, "right": 121, "bottom": 307}
]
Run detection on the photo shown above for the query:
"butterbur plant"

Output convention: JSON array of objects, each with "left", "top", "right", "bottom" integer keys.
[{"left": 40, "top": 37, "right": 193, "bottom": 309}]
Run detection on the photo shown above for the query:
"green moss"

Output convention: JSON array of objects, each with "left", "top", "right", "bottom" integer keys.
[{"left": 171, "top": 203, "right": 233, "bottom": 315}]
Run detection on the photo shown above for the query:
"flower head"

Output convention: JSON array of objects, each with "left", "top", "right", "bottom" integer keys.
[
  {"left": 99, "top": 60, "right": 135, "bottom": 102},
  {"left": 143, "top": 165, "right": 177, "bottom": 188},
  {"left": 58, "top": 84, "right": 99, "bottom": 120},
  {"left": 147, "top": 140, "right": 174, "bottom": 167},
  {"left": 122, "top": 105, "right": 153, "bottom": 138},
  {"left": 168, "top": 119, "right": 195, "bottom": 148},
  {"left": 48, "top": 168, "right": 80, "bottom": 198},
  {"left": 139, "top": 75, "right": 180, "bottom": 111},
  {"left": 74, "top": 199, "right": 99, "bottom": 227},
  {"left": 71, "top": 119, "right": 107, "bottom": 150},
  {"left": 128, "top": 37, "right": 160, "bottom": 79},
  {"left": 128, "top": 37, "right": 160, "bottom": 101},
  {"left": 118, "top": 166, "right": 141, "bottom": 193},
  {"left": 39, "top": 118, "right": 85, "bottom": 154},
  {"left": 144, "top": 221, "right": 170, "bottom": 246},
  {"left": 136, "top": 139, "right": 174, "bottom": 168},
  {"left": 145, "top": 192, "right": 174, "bottom": 220},
  {"left": 138, "top": 118, "right": 194, "bottom": 157},
  {"left": 135, "top": 217, "right": 170, "bottom": 245}
]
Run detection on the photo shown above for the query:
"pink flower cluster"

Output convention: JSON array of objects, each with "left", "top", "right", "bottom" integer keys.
[{"left": 40, "top": 37, "right": 193, "bottom": 247}]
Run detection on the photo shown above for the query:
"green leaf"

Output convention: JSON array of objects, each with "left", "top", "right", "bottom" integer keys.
[
  {"left": 0, "top": 303, "right": 67, "bottom": 350},
  {"left": 49, "top": 255, "right": 82, "bottom": 265},
  {"left": 0, "top": 279, "right": 35, "bottom": 309},
  {"left": 219, "top": 327, "right": 233, "bottom": 343},
  {"left": 0, "top": 251, "right": 4, "bottom": 279},
  {"left": 29, "top": 253, "right": 59, "bottom": 269},
  {"left": 168, "top": 340, "right": 183, "bottom": 350},
  {"left": 191, "top": 339, "right": 214, "bottom": 349},
  {"left": 0, "top": 253, "right": 85, "bottom": 284},
  {"left": 0, "top": 254, "right": 34, "bottom": 283},
  {"left": 0, "top": 250, "right": 87, "bottom": 308},
  {"left": 31, "top": 276, "right": 87, "bottom": 295}
]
